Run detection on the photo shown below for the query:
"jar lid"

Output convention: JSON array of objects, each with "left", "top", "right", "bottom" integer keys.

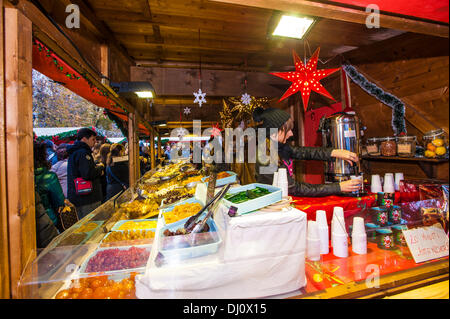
[
  {"left": 423, "top": 128, "right": 445, "bottom": 138},
  {"left": 397, "top": 135, "right": 417, "bottom": 140}
]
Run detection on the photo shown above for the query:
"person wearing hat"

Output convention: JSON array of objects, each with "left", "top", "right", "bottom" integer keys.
[{"left": 253, "top": 107, "right": 361, "bottom": 197}]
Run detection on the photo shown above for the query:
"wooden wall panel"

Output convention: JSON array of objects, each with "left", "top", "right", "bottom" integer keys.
[{"left": 4, "top": 7, "right": 36, "bottom": 298}]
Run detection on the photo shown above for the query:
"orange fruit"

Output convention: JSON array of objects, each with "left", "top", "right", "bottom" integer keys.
[
  {"left": 90, "top": 279, "right": 103, "bottom": 289},
  {"left": 435, "top": 146, "right": 446, "bottom": 156},
  {"left": 425, "top": 150, "right": 436, "bottom": 158},
  {"left": 55, "top": 289, "right": 70, "bottom": 299},
  {"left": 432, "top": 138, "right": 444, "bottom": 147},
  {"left": 79, "top": 288, "right": 93, "bottom": 299},
  {"left": 427, "top": 143, "right": 436, "bottom": 151}
]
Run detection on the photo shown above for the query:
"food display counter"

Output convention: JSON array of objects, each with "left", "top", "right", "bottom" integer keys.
[{"left": 17, "top": 161, "right": 448, "bottom": 299}]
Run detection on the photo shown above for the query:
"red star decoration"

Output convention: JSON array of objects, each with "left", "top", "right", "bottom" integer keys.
[
  {"left": 211, "top": 123, "right": 222, "bottom": 137},
  {"left": 271, "top": 48, "right": 341, "bottom": 111}
]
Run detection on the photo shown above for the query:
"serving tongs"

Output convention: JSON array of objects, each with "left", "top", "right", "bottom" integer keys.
[{"left": 184, "top": 184, "right": 231, "bottom": 234}]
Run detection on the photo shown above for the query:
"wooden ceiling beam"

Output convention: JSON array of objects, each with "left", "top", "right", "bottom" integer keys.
[
  {"left": 209, "top": 0, "right": 449, "bottom": 38},
  {"left": 59, "top": 0, "right": 135, "bottom": 65}
]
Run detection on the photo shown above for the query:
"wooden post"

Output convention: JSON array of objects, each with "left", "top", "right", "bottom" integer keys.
[
  {"left": 157, "top": 131, "right": 161, "bottom": 162},
  {"left": 0, "top": 0, "right": 11, "bottom": 299},
  {"left": 100, "top": 43, "right": 109, "bottom": 86},
  {"left": 128, "top": 112, "right": 137, "bottom": 186},
  {"left": 3, "top": 7, "right": 36, "bottom": 298},
  {"left": 150, "top": 127, "right": 156, "bottom": 170}
]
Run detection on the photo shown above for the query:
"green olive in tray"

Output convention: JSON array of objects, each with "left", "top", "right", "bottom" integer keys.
[{"left": 224, "top": 187, "right": 272, "bottom": 204}]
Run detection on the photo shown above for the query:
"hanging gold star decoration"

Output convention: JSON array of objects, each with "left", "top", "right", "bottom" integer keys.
[{"left": 220, "top": 96, "right": 269, "bottom": 128}]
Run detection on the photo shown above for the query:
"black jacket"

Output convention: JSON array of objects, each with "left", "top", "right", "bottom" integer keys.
[
  {"left": 35, "top": 191, "right": 59, "bottom": 248},
  {"left": 105, "top": 158, "right": 129, "bottom": 200},
  {"left": 67, "top": 141, "right": 104, "bottom": 207},
  {"left": 256, "top": 142, "right": 341, "bottom": 197}
]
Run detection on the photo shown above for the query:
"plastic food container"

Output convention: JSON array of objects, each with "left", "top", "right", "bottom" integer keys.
[
  {"left": 396, "top": 136, "right": 417, "bottom": 157},
  {"left": 380, "top": 137, "right": 397, "bottom": 156},
  {"left": 221, "top": 183, "right": 282, "bottom": 216},
  {"left": 202, "top": 171, "right": 237, "bottom": 187},
  {"left": 423, "top": 129, "right": 448, "bottom": 158},
  {"left": 159, "top": 218, "right": 222, "bottom": 260},
  {"left": 79, "top": 245, "right": 152, "bottom": 275},
  {"left": 366, "top": 137, "right": 381, "bottom": 156}
]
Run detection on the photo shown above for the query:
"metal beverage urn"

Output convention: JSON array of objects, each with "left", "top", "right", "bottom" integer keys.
[{"left": 319, "top": 112, "right": 364, "bottom": 185}]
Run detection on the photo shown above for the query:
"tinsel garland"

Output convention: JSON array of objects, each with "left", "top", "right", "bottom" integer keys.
[{"left": 342, "top": 64, "right": 407, "bottom": 135}]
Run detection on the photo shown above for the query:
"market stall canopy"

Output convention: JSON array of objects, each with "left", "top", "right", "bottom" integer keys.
[
  {"left": 328, "top": 0, "right": 449, "bottom": 24},
  {"left": 33, "top": 126, "right": 119, "bottom": 145}
]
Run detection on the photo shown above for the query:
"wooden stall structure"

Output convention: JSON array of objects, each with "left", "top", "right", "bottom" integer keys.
[{"left": 1, "top": 0, "right": 448, "bottom": 299}]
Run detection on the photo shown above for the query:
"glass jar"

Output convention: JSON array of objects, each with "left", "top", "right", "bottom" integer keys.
[
  {"left": 380, "top": 137, "right": 397, "bottom": 156},
  {"left": 366, "top": 137, "right": 381, "bottom": 156},
  {"left": 396, "top": 136, "right": 417, "bottom": 157},
  {"left": 423, "top": 129, "right": 448, "bottom": 158}
]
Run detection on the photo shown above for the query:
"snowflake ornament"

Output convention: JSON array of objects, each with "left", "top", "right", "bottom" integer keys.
[
  {"left": 241, "top": 93, "right": 252, "bottom": 106},
  {"left": 183, "top": 107, "right": 191, "bottom": 115},
  {"left": 193, "top": 88, "right": 207, "bottom": 107},
  {"left": 175, "top": 127, "right": 187, "bottom": 138}
]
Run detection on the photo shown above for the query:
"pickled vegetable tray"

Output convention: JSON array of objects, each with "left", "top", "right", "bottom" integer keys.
[{"left": 221, "top": 183, "right": 282, "bottom": 215}]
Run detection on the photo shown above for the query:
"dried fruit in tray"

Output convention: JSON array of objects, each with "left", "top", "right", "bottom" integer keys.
[
  {"left": 101, "top": 230, "right": 155, "bottom": 247},
  {"left": 204, "top": 171, "right": 231, "bottom": 182},
  {"left": 55, "top": 273, "right": 139, "bottom": 299},
  {"left": 116, "top": 220, "right": 158, "bottom": 231},
  {"left": 74, "top": 222, "right": 99, "bottom": 233},
  {"left": 118, "top": 199, "right": 159, "bottom": 219},
  {"left": 85, "top": 246, "right": 150, "bottom": 273},
  {"left": 163, "top": 202, "right": 202, "bottom": 224}
]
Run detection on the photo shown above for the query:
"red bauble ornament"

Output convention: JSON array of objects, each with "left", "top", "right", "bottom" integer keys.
[{"left": 271, "top": 48, "right": 341, "bottom": 111}]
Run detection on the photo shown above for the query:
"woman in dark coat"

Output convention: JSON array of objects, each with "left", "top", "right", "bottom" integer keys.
[
  {"left": 253, "top": 107, "right": 361, "bottom": 197},
  {"left": 105, "top": 143, "right": 129, "bottom": 200}
]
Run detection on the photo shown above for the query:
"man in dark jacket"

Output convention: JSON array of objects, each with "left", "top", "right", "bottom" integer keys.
[
  {"left": 67, "top": 128, "right": 105, "bottom": 219},
  {"left": 253, "top": 108, "right": 361, "bottom": 197}
]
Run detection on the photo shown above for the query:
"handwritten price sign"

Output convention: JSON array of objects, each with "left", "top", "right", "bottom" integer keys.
[{"left": 403, "top": 223, "right": 449, "bottom": 263}]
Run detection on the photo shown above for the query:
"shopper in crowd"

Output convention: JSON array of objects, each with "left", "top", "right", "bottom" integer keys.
[
  {"left": 34, "top": 141, "right": 66, "bottom": 230},
  {"left": 67, "top": 128, "right": 105, "bottom": 219},
  {"left": 35, "top": 191, "right": 59, "bottom": 248},
  {"left": 97, "top": 143, "right": 111, "bottom": 202},
  {"left": 92, "top": 140, "right": 102, "bottom": 163},
  {"left": 105, "top": 143, "right": 129, "bottom": 201},
  {"left": 44, "top": 139, "right": 58, "bottom": 166},
  {"left": 253, "top": 107, "right": 361, "bottom": 196},
  {"left": 50, "top": 143, "right": 69, "bottom": 198}
]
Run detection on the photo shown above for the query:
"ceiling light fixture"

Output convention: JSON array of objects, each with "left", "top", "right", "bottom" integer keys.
[{"left": 272, "top": 15, "right": 315, "bottom": 39}]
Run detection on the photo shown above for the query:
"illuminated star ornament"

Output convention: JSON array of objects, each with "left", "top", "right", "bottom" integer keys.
[
  {"left": 193, "top": 88, "right": 207, "bottom": 107},
  {"left": 183, "top": 107, "right": 191, "bottom": 115},
  {"left": 271, "top": 48, "right": 340, "bottom": 111},
  {"left": 241, "top": 93, "right": 251, "bottom": 106}
]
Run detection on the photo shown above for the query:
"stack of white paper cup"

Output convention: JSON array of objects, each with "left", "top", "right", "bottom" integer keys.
[
  {"left": 307, "top": 221, "right": 321, "bottom": 261},
  {"left": 371, "top": 174, "right": 383, "bottom": 193},
  {"left": 277, "top": 168, "right": 289, "bottom": 198},
  {"left": 331, "top": 206, "right": 344, "bottom": 247},
  {"left": 351, "top": 217, "right": 367, "bottom": 255},
  {"left": 383, "top": 173, "right": 395, "bottom": 193},
  {"left": 332, "top": 215, "right": 348, "bottom": 258},
  {"left": 316, "top": 210, "right": 329, "bottom": 255},
  {"left": 394, "top": 172, "right": 404, "bottom": 191},
  {"left": 272, "top": 171, "right": 279, "bottom": 187}
]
